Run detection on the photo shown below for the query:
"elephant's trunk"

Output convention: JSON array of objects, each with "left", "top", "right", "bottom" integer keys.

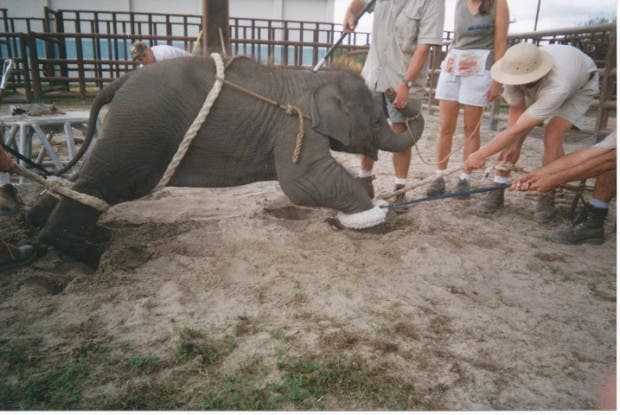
[{"left": 372, "top": 129, "right": 414, "bottom": 153}]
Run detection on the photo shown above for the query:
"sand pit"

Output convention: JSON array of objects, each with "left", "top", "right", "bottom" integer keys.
[{"left": 0, "top": 104, "right": 615, "bottom": 410}]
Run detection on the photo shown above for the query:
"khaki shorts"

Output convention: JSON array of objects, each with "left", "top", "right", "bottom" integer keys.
[
  {"left": 371, "top": 90, "right": 422, "bottom": 124},
  {"left": 553, "top": 72, "right": 600, "bottom": 129}
]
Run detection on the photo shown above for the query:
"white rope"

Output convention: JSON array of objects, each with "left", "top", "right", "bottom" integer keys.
[
  {"left": 13, "top": 164, "right": 110, "bottom": 211},
  {"left": 153, "top": 52, "right": 226, "bottom": 192}
]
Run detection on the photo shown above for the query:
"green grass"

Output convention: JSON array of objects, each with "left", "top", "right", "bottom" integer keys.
[{"left": 0, "top": 329, "right": 436, "bottom": 410}]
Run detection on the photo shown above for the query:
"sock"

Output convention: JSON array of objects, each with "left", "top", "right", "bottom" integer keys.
[
  {"left": 494, "top": 175, "right": 509, "bottom": 184},
  {"left": 435, "top": 169, "right": 446, "bottom": 176},
  {"left": 359, "top": 169, "right": 373, "bottom": 178},
  {"left": 459, "top": 172, "right": 470, "bottom": 181},
  {"left": 590, "top": 198, "right": 609, "bottom": 209},
  {"left": 394, "top": 177, "right": 407, "bottom": 186}
]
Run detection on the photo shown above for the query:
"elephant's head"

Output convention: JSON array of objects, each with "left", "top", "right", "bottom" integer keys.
[{"left": 310, "top": 72, "right": 414, "bottom": 160}]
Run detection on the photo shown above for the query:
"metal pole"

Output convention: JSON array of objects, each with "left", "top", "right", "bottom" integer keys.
[{"left": 534, "top": 0, "right": 542, "bottom": 31}]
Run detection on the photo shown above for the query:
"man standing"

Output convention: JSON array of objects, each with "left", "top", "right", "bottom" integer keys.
[
  {"left": 131, "top": 41, "right": 191, "bottom": 66},
  {"left": 463, "top": 42, "right": 599, "bottom": 221},
  {"left": 343, "top": 0, "right": 445, "bottom": 206}
]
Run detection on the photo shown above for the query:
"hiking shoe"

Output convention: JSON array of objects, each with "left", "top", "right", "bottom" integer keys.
[
  {"left": 549, "top": 203, "right": 608, "bottom": 245},
  {"left": 0, "top": 242, "right": 39, "bottom": 273},
  {"left": 533, "top": 190, "right": 557, "bottom": 223},
  {"left": 393, "top": 184, "right": 408, "bottom": 214},
  {"left": 426, "top": 176, "right": 445, "bottom": 196},
  {"left": 478, "top": 187, "right": 504, "bottom": 213},
  {"left": 455, "top": 178, "right": 470, "bottom": 200},
  {"left": 356, "top": 175, "right": 375, "bottom": 199}
]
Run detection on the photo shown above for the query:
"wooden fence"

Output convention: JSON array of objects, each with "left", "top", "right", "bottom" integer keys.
[{"left": 0, "top": 7, "right": 616, "bottom": 135}]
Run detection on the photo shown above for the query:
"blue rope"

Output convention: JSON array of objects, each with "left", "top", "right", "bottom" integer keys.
[{"left": 384, "top": 183, "right": 510, "bottom": 209}]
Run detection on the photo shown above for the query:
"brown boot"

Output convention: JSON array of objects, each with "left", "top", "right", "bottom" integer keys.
[
  {"left": 549, "top": 203, "right": 608, "bottom": 245},
  {"left": 534, "top": 190, "right": 557, "bottom": 223},
  {"left": 356, "top": 175, "right": 375, "bottom": 198},
  {"left": 478, "top": 188, "right": 505, "bottom": 213}
]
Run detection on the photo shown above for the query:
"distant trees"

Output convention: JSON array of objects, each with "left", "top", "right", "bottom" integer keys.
[{"left": 581, "top": 16, "right": 616, "bottom": 26}]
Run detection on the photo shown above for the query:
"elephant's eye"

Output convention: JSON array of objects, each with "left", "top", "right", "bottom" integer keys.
[{"left": 372, "top": 116, "right": 381, "bottom": 127}]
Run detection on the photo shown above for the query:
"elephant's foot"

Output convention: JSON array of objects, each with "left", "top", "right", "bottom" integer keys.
[
  {"left": 25, "top": 193, "right": 59, "bottom": 228},
  {"left": 335, "top": 200, "right": 389, "bottom": 230},
  {"left": 38, "top": 227, "right": 108, "bottom": 268}
]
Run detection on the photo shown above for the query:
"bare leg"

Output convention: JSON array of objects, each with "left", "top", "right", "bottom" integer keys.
[
  {"left": 462, "top": 104, "right": 484, "bottom": 161},
  {"left": 436, "top": 100, "right": 460, "bottom": 170}
]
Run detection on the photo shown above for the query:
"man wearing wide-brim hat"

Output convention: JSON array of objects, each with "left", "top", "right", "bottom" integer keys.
[{"left": 463, "top": 42, "right": 599, "bottom": 221}]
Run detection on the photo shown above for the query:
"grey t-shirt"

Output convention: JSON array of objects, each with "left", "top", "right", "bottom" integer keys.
[
  {"left": 360, "top": 0, "right": 445, "bottom": 94},
  {"left": 452, "top": 0, "right": 496, "bottom": 69}
]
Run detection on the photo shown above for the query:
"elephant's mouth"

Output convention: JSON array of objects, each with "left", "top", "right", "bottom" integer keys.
[{"left": 327, "top": 139, "right": 378, "bottom": 161}]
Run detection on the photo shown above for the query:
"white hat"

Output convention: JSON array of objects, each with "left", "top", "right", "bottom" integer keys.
[{"left": 490, "top": 42, "right": 554, "bottom": 85}]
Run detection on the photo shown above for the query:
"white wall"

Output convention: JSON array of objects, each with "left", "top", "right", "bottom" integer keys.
[{"left": 0, "top": 0, "right": 336, "bottom": 22}]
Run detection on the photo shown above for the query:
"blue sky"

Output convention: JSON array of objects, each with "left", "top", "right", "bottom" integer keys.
[{"left": 333, "top": 0, "right": 617, "bottom": 34}]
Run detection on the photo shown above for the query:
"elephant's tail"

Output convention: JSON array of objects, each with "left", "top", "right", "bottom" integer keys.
[{"left": 55, "top": 71, "right": 136, "bottom": 176}]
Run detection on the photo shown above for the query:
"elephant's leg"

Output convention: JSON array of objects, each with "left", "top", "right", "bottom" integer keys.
[
  {"left": 274, "top": 139, "right": 373, "bottom": 214},
  {"left": 38, "top": 197, "right": 108, "bottom": 267},
  {"left": 25, "top": 193, "right": 59, "bottom": 228}
]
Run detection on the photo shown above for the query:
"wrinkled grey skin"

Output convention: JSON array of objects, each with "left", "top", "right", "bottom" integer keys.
[{"left": 29, "top": 56, "right": 413, "bottom": 266}]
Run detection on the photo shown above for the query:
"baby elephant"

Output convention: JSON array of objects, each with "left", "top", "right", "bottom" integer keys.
[{"left": 28, "top": 56, "right": 416, "bottom": 267}]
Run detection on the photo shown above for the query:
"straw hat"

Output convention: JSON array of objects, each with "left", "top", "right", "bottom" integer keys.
[{"left": 490, "top": 42, "right": 554, "bottom": 85}]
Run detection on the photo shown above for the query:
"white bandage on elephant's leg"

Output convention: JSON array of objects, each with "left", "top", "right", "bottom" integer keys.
[{"left": 337, "top": 200, "right": 389, "bottom": 229}]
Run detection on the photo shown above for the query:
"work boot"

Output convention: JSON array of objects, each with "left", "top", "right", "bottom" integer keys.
[
  {"left": 356, "top": 175, "right": 375, "bottom": 199},
  {"left": 455, "top": 178, "right": 470, "bottom": 200},
  {"left": 392, "top": 184, "right": 409, "bottom": 214},
  {"left": 426, "top": 176, "right": 445, "bottom": 196},
  {"left": 478, "top": 187, "right": 504, "bottom": 213},
  {"left": 533, "top": 190, "right": 557, "bottom": 223},
  {"left": 549, "top": 203, "right": 608, "bottom": 245},
  {"left": 0, "top": 242, "right": 39, "bottom": 272}
]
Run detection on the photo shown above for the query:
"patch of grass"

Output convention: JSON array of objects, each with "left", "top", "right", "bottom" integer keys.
[
  {"left": 175, "top": 328, "right": 237, "bottom": 365},
  {"left": 0, "top": 338, "right": 169, "bottom": 410},
  {"left": 587, "top": 281, "right": 616, "bottom": 302},
  {"left": 199, "top": 352, "right": 433, "bottom": 411},
  {"left": 95, "top": 380, "right": 182, "bottom": 410}
]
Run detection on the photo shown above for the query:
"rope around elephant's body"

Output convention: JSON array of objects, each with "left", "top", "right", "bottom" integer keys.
[{"left": 153, "top": 52, "right": 226, "bottom": 192}]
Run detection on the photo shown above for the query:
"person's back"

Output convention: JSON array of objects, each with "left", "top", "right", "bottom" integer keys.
[{"left": 150, "top": 45, "right": 191, "bottom": 62}]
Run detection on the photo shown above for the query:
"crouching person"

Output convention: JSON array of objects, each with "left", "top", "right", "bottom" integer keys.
[
  {"left": 511, "top": 131, "right": 616, "bottom": 244},
  {"left": 463, "top": 42, "right": 600, "bottom": 222}
]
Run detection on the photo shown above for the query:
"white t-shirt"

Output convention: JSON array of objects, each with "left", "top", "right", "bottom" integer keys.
[
  {"left": 151, "top": 45, "right": 191, "bottom": 62},
  {"left": 503, "top": 44, "right": 598, "bottom": 121}
]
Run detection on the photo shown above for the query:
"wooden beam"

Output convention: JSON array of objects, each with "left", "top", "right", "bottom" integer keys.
[{"left": 202, "top": 0, "right": 230, "bottom": 57}]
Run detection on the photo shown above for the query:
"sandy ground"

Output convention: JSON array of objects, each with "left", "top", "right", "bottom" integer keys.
[{"left": 0, "top": 102, "right": 616, "bottom": 410}]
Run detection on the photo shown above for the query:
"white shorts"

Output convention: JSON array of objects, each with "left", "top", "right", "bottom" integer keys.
[{"left": 434, "top": 69, "right": 493, "bottom": 108}]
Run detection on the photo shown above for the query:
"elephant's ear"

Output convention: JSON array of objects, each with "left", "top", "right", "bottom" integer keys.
[{"left": 310, "top": 84, "right": 351, "bottom": 147}]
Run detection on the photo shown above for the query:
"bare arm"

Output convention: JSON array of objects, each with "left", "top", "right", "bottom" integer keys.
[
  {"left": 392, "top": 44, "right": 431, "bottom": 109},
  {"left": 343, "top": 0, "right": 365, "bottom": 32},
  {"left": 486, "top": 0, "right": 509, "bottom": 102},
  {"left": 463, "top": 105, "right": 538, "bottom": 171},
  {"left": 512, "top": 148, "right": 616, "bottom": 192},
  {"left": 0, "top": 148, "right": 16, "bottom": 173}
]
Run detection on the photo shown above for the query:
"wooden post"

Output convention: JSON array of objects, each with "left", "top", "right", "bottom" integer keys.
[{"left": 202, "top": 0, "right": 230, "bottom": 57}]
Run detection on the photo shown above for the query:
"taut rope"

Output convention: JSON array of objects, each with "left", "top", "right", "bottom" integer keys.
[{"left": 153, "top": 52, "right": 226, "bottom": 192}]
